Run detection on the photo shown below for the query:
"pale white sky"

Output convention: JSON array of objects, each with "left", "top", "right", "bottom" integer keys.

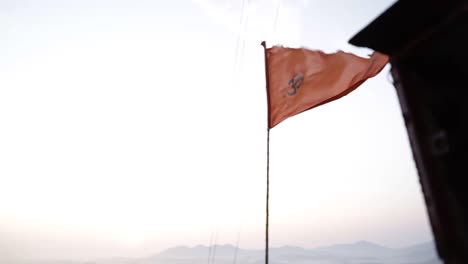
[{"left": 0, "top": 0, "right": 433, "bottom": 261}]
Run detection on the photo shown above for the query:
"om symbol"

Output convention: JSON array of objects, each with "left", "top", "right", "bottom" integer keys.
[{"left": 287, "top": 74, "right": 304, "bottom": 96}]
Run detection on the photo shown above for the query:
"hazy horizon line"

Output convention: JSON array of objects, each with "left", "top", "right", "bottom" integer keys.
[
  {"left": 163, "top": 239, "right": 435, "bottom": 251},
  {"left": 4, "top": 239, "right": 436, "bottom": 263}
]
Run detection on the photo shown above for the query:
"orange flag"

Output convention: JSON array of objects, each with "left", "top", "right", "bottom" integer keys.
[{"left": 263, "top": 42, "right": 389, "bottom": 128}]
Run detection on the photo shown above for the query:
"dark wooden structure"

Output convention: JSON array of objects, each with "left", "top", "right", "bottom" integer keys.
[{"left": 349, "top": 1, "right": 468, "bottom": 263}]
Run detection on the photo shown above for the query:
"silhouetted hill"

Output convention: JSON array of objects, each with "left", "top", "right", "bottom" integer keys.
[
  {"left": 150, "top": 241, "right": 441, "bottom": 264},
  {"left": 315, "top": 240, "right": 393, "bottom": 258},
  {"left": 398, "top": 241, "right": 438, "bottom": 260},
  {"left": 6, "top": 240, "right": 442, "bottom": 264}
]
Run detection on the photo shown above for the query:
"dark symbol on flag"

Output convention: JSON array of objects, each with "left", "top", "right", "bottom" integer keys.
[{"left": 287, "top": 74, "right": 304, "bottom": 96}]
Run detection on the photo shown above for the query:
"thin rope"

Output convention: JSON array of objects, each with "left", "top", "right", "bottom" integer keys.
[
  {"left": 233, "top": 0, "right": 246, "bottom": 82},
  {"left": 232, "top": 224, "right": 242, "bottom": 264},
  {"left": 211, "top": 230, "right": 218, "bottom": 264},
  {"left": 238, "top": 11, "right": 249, "bottom": 69},
  {"left": 272, "top": 0, "right": 281, "bottom": 41},
  {"left": 207, "top": 229, "right": 214, "bottom": 264}
]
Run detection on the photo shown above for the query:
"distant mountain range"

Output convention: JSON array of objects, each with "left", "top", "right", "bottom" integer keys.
[{"left": 6, "top": 241, "right": 442, "bottom": 264}]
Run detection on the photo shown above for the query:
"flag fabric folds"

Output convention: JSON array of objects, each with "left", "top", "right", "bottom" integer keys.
[{"left": 264, "top": 44, "right": 389, "bottom": 128}]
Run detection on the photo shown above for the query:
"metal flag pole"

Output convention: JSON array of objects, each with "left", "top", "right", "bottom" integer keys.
[
  {"left": 261, "top": 41, "right": 271, "bottom": 264},
  {"left": 265, "top": 128, "right": 270, "bottom": 264}
]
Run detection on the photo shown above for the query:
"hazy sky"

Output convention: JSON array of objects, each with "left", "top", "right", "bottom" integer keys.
[{"left": 0, "top": 0, "right": 434, "bottom": 261}]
